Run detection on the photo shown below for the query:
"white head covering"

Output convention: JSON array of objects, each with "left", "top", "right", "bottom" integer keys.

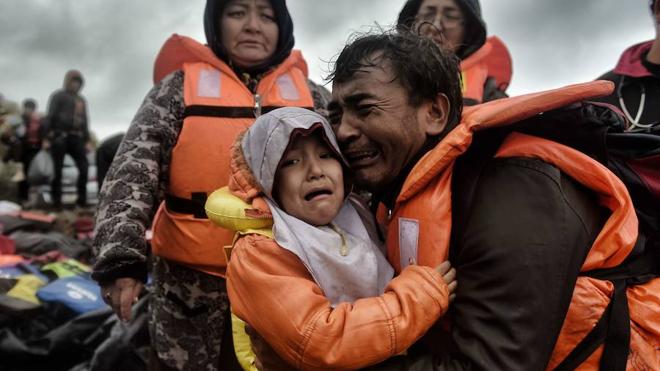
[{"left": 241, "top": 107, "right": 394, "bottom": 306}]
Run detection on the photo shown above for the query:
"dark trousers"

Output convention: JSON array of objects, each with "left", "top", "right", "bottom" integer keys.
[{"left": 50, "top": 134, "right": 88, "bottom": 206}]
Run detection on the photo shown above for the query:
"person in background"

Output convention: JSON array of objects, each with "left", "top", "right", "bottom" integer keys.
[
  {"left": 595, "top": 0, "right": 660, "bottom": 131},
  {"left": 45, "top": 69, "right": 90, "bottom": 209},
  {"left": 17, "top": 98, "right": 44, "bottom": 204},
  {"left": 91, "top": 0, "right": 331, "bottom": 370},
  {"left": 397, "top": 0, "right": 512, "bottom": 105},
  {"left": 94, "top": 132, "right": 124, "bottom": 191}
]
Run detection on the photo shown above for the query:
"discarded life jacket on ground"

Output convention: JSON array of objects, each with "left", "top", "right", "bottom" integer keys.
[
  {"left": 36, "top": 274, "right": 104, "bottom": 314},
  {"left": 380, "top": 81, "right": 658, "bottom": 370},
  {"left": 148, "top": 34, "right": 314, "bottom": 277},
  {"left": 461, "top": 36, "right": 512, "bottom": 105}
]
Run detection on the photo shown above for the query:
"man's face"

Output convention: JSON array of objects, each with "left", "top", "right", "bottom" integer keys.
[{"left": 329, "top": 61, "right": 431, "bottom": 193}]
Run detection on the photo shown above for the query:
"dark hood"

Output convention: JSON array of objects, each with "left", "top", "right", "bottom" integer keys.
[
  {"left": 203, "top": 0, "right": 295, "bottom": 75},
  {"left": 397, "top": 0, "right": 487, "bottom": 60},
  {"left": 613, "top": 40, "right": 655, "bottom": 78},
  {"left": 63, "top": 69, "right": 84, "bottom": 90}
]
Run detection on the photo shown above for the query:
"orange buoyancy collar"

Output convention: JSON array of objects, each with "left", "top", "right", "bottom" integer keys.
[
  {"left": 382, "top": 80, "right": 636, "bottom": 273},
  {"left": 381, "top": 80, "right": 655, "bottom": 368},
  {"left": 150, "top": 34, "right": 314, "bottom": 277},
  {"left": 460, "top": 36, "right": 512, "bottom": 103}
]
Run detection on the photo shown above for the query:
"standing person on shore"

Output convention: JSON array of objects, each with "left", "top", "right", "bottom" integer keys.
[
  {"left": 17, "top": 98, "right": 45, "bottom": 204},
  {"left": 45, "top": 69, "right": 90, "bottom": 209}
]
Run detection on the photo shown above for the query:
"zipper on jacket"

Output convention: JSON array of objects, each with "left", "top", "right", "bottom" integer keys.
[{"left": 254, "top": 94, "right": 262, "bottom": 117}]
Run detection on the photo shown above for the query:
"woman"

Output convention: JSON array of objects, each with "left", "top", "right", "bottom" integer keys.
[
  {"left": 91, "top": 1, "right": 330, "bottom": 370},
  {"left": 397, "top": 0, "right": 512, "bottom": 105}
]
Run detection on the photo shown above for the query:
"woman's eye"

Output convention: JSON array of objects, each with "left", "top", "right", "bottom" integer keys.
[
  {"left": 261, "top": 13, "right": 276, "bottom": 22},
  {"left": 444, "top": 12, "right": 461, "bottom": 21},
  {"left": 418, "top": 11, "right": 435, "bottom": 22},
  {"left": 227, "top": 10, "right": 246, "bottom": 18}
]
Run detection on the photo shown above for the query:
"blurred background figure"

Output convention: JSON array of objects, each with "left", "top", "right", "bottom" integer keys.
[
  {"left": 0, "top": 95, "right": 23, "bottom": 202},
  {"left": 595, "top": 0, "right": 660, "bottom": 131},
  {"left": 397, "top": 0, "right": 512, "bottom": 105},
  {"left": 94, "top": 132, "right": 124, "bottom": 191},
  {"left": 45, "top": 70, "right": 90, "bottom": 209},
  {"left": 18, "top": 98, "right": 45, "bottom": 205}
]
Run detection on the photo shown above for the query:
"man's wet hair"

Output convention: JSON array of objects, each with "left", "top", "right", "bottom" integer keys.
[{"left": 328, "top": 30, "right": 463, "bottom": 131}]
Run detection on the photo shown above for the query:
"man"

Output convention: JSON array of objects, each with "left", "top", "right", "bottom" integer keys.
[
  {"left": 595, "top": 0, "right": 660, "bottom": 131},
  {"left": 325, "top": 31, "right": 657, "bottom": 370},
  {"left": 45, "top": 69, "right": 90, "bottom": 209},
  {"left": 397, "top": 0, "right": 512, "bottom": 105}
]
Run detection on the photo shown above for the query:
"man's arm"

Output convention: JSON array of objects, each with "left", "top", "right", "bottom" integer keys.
[
  {"left": 44, "top": 92, "right": 61, "bottom": 139},
  {"left": 370, "top": 157, "right": 605, "bottom": 370},
  {"left": 81, "top": 97, "right": 90, "bottom": 142}
]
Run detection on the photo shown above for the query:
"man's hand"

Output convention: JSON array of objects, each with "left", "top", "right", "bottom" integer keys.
[
  {"left": 245, "top": 325, "right": 291, "bottom": 371},
  {"left": 435, "top": 261, "right": 457, "bottom": 302},
  {"left": 101, "top": 277, "right": 143, "bottom": 322}
]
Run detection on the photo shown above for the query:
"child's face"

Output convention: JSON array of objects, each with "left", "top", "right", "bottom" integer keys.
[{"left": 274, "top": 133, "right": 345, "bottom": 226}]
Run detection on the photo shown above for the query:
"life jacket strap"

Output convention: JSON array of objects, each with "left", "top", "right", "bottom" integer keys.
[
  {"left": 554, "top": 245, "right": 658, "bottom": 371},
  {"left": 183, "top": 105, "right": 314, "bottom": 119},
  {"left": 165, "top": 193, "right": 208, "bottom": 219}
]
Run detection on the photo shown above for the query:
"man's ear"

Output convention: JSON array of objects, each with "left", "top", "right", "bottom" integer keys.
[{"left": 423, "top": 93, "right": 451, "bottom": 136}]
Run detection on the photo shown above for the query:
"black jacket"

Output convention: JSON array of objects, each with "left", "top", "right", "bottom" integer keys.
[
  {"left": 594, "top": 40, "right": 660, "bottom": 130},
  {"left": 46, "top": 70, "right": 89, "bottom": 141}
]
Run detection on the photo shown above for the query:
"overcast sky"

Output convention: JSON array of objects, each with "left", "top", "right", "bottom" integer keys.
[{"left": 0, "top": 0, "right": 655, "bottom": 141}]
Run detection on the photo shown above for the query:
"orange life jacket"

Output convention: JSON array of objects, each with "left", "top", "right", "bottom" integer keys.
[
  {"left": 380, "top": 81, "right": 659, "bottom": 369},
  {"left": 149, "top": 35, "right": 314, "bottom": 277},
  {"left": 461, "top": 36, "right": 512, "bottom": 104}
]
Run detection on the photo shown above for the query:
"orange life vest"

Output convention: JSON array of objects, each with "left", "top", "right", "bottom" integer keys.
[
  {"left": 150, "top": 35, "right": 314, "bottom": 277},
  {"left": 380, "top": 81, "right": 659, "bottom": 369},
  {"left": 461, "top": 36, "right": 512, "bottom": 104}
]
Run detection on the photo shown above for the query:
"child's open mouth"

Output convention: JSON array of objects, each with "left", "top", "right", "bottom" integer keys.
[{"left": 304, "top": 188, "right": 333, "bottom": 201}]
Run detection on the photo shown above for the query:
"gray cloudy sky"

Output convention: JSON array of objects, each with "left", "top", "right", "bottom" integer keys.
[{"left": 0, "top": 0, "right": 655, "bottom": 141}]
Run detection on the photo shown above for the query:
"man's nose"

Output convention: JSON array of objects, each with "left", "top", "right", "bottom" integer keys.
[{"left": 334, "top": 115, "right": 360, "bottom": 143}]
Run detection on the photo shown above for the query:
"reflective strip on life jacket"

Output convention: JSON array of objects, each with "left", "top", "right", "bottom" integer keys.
[{"left": 151, "top": 55, "right": 314, "bottom": 277}]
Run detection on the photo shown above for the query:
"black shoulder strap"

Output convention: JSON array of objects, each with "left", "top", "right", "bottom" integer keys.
[
  {"left": 553, "top": 242, "right": 658, "bottom": 371},
  {"left": 183, "top": 105, "right": 315, "bottom": 119}
]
